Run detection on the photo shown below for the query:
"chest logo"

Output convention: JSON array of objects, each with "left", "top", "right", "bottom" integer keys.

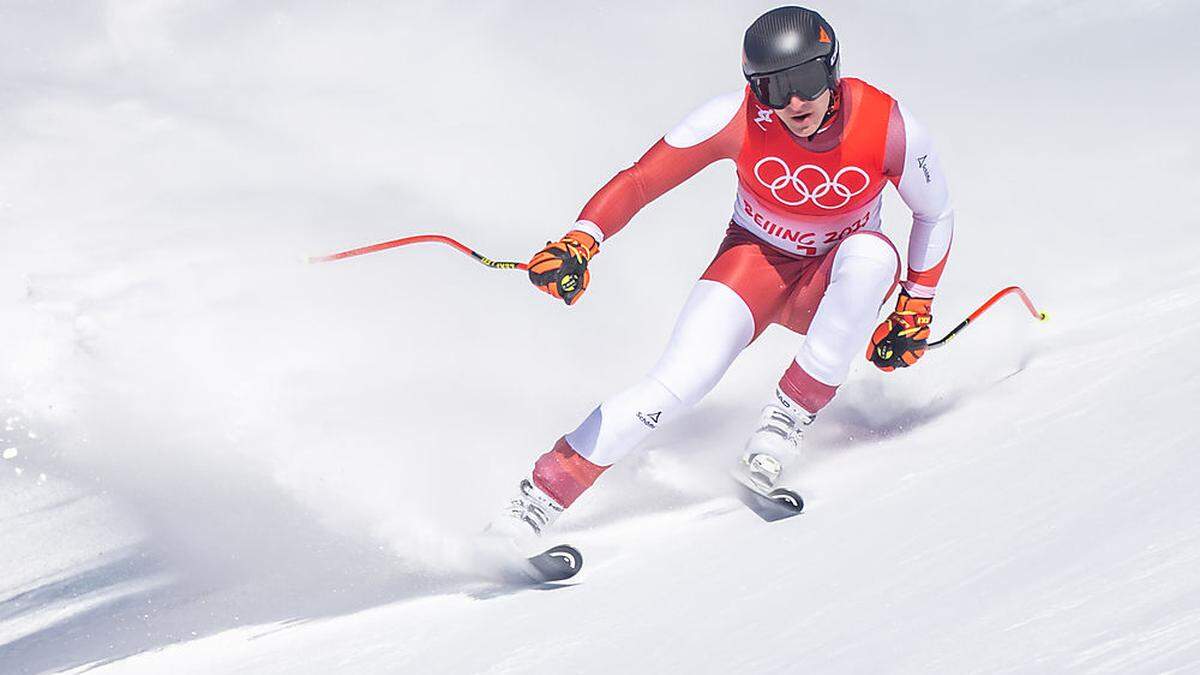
[
  {"left": 753, "top": 106, "right": 774, "bottom": 131},
  {"left": 753, "top": 157, "right": 870, "bottom": 210}
]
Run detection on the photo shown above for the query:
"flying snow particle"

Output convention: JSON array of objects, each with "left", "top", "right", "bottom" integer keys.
[{"left": 2, "top": 447, "right": 17, "bottom": 460}]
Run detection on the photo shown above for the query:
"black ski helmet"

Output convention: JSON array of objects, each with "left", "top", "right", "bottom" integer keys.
[{"left": 743, "top": 6, "right": 840, "bottom": 108}]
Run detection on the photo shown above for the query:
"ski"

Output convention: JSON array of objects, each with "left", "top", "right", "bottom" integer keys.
[
  {"left": 524, "top": 544, "right": 583, "bottom": 582},
  {"left": 732, "top": 471, "right": 805, "bottom": 522}
]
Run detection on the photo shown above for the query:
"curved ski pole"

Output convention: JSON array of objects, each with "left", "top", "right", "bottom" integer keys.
[
  {"left": 927, "top": 286, "right": 1048, "bottom": 350},
  {"left": 308, "top": 234, "right": 527, "bottom": 271}
]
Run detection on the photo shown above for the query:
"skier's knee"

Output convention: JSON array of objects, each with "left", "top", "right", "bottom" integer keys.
[
  {"left": 649, "top": 370, "right": 706, "bottom": 408},
  {"left": 650, "top": 356, "right": 730, "bottom": 407},
  {"left": 834, "top": 232, "right": 900, "bottom": 281},
  {"left": 565, "top": 375, "right": 684, "bottom": 466}
]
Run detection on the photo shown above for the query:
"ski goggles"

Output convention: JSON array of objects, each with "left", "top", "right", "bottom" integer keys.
[{"left": 746, "top": 59, "right": 830, "bottom": 109}]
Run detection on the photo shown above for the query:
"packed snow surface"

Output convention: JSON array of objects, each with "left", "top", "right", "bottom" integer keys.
[{"left": 2, "top": 2, "right": 1198, "bottom": 673}]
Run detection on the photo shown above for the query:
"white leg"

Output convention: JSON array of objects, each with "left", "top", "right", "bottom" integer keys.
[
  {"left": 741, "top": 233, "right": 899, "bottom": 489},
  {"left": 567, "top": 280, "right": 755, "bottom": 465},
  {"left": 795, "top": 233, "right": 899, "bottom": 388}
]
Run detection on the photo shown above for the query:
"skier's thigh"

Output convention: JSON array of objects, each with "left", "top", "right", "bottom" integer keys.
[{"left": 649, "top": 279, "right": 755, "bottom": 406}]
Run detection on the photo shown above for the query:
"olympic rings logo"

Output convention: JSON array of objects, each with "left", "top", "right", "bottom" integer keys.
[{"left": 753, "top": 157, "right": 870, "bottom": 210}]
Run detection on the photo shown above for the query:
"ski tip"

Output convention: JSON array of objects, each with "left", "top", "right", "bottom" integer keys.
[
  {"left": 768, "top": 487, "right": 804, "bottom": 512},
  {"left": 526, "top": 544, "right": 583, "bottom": 583},
  {"left": 736, "top": 480, "right": 805, "bottom": 522}
]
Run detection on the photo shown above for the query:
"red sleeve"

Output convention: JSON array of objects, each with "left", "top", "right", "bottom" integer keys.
[{"left": 578, "top": 101, "right": 746, "bottom": 239}]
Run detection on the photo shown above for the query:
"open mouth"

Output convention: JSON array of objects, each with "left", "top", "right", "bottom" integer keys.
[{"left": 791, "top": 112, "right": 813, "bottom": 125}]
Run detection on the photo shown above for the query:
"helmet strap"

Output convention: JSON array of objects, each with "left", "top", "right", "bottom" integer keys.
[{"left": 806, "top": 85, "right": 841, "bottom": 142}]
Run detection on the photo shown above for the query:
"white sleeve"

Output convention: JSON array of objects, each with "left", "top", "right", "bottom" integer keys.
[
  {"left": 663, "top": 90, "right": 744, "bottom": 149},
  {"left": 895, "top": 102, "right": 954, "bottom": 298}
]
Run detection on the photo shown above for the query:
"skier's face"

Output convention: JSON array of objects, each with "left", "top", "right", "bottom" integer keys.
[{"left": 775, "top": 88, "right": 833, "bottom": 138}]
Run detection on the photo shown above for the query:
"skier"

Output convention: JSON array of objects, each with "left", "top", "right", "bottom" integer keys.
[{"left": 490, "top": 6, "right": 953, "bottom": 543}]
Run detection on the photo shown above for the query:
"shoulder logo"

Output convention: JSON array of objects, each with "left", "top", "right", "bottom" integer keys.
[
  {"left": 916, "top": 154, "right": 932, "bottom": 183},
  {"left": 818, "top": 26, "right": 832, "bottom": 43},
  {"left": 753, "top": 106, "right": 774, "bottom": 132}
]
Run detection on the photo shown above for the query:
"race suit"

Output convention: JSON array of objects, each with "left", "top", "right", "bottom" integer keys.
[{"left": 531, "top": 78, "right": 954, "bottom": 507}]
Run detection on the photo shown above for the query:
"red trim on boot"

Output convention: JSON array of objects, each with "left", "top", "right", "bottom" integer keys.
[
  {"left": 778, "top": 361, "right": 838, "bottom": 413},
  {"left": 532, "top": 437, "right": 609, "bottom": 508}
]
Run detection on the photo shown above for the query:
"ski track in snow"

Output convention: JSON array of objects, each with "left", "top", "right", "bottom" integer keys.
[{"left": 2, "top": 2, "right": 1200, "bottom": 673}]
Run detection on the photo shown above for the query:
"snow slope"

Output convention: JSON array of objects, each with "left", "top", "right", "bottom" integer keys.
[{"left": 2, "top": 2, "right": 1198, "bottom": 673}]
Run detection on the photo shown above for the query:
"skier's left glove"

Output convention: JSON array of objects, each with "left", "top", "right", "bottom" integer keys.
[
  {"left": 527, "top": 230, "right": 600, "bottom": 306},
  {"left": 868, "top": 290, "right": 933, "bottom": 371}
]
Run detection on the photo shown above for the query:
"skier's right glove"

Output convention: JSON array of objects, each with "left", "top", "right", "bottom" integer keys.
[{"left": 527, "top": 230, "right": 599, "bottom": 306}]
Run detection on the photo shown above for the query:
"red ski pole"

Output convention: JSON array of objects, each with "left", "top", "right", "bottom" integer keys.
[
  {"left": 308, "top": 234, "right": 528, "bottom": 271},
  {"left": 311, "top": 238, "right": 1045, "bottom": 349},
  {"left": 928, "top": 286, "right": 1048, "bottom": 350}
]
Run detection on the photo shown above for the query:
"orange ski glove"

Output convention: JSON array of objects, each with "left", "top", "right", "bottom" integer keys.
[
  {"left": 527, "top": 230, "right": 600, "bottom": 305},
  {"left": 868, "top": 291, "right": 933, "bottom": 371}
]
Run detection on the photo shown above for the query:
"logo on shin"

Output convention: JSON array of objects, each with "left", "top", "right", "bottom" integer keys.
[
  {"left": 753, "top": 157, "right": 869, "bottom": 209},
  {"left": 774, "top": 389, "right": 793, "bottom": 410},
  {"left": 637, "top": 410, "right": 662, "bottom": 429}
]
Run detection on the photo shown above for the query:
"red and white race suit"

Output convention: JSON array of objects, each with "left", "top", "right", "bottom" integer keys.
[{"left": 530, "top": 79, "right": 954, "bottom": 504}]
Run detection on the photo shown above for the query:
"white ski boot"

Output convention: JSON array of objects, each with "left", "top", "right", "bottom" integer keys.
[
  {"left": 484, "top": 477, "right": 565, "bottom": 549},
  {"left": 735, "top": 389, "right": 815, "bottom": 512},
  {"left": 482, "top": 477, "right": 583, "bottom": 582}
]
